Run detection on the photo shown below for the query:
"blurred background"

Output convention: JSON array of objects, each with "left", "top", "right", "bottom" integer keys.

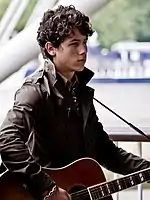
[{"left": 0, "top": 0, "right": 150, "bottom": 199}]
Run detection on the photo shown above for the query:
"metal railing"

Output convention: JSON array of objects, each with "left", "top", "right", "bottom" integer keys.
[{"left": 108, "top": 132, "right": 150, "bottom": 200}]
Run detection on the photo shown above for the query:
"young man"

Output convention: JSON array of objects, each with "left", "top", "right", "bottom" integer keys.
[{"left": 0, "top": 5, "right": 150, "bottom": 200}]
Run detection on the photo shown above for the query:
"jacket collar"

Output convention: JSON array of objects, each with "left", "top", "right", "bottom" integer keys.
[
  {"left": 43, "top": 59, "right": 94, "bottom": 130},
  {"left": 76, "top": 67, "right": 94, "bottom": 86},
  {"left": 44, "top": 59, "right": 94, "bottom": 88}
]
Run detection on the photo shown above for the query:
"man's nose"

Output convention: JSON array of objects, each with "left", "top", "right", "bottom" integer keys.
[{"left": 79, "top": 44, "right": 87, "bottom": 55}]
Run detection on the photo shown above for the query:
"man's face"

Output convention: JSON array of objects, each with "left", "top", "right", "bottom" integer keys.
[{"left": 53, "top": 28, "right": 88, "bottom": 74}]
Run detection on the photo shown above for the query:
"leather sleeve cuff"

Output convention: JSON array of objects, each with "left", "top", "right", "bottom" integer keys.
[{"left": 27, "top": 170, "right": 56, "bottom": 199}]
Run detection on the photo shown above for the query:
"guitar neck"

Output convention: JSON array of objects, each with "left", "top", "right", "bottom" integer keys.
[{"left": 89, "top": 167, "right": 150, "bottom": 199}]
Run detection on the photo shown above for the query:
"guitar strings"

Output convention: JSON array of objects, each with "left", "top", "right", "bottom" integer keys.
[
  {"left": 70, "top": 172, "right": 149, "bottom": 200},
  {"left": 71, "top": 190, "right": 89, "bottom": 200}
]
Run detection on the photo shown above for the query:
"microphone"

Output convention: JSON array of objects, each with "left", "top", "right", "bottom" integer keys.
[{"left": 93, "top": 97, "right": 150, "bottom": 140}]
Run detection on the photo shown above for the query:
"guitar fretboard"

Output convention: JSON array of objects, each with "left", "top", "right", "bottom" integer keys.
[{"left": 89, "top": 167, "right": 150, "bottom": 200}]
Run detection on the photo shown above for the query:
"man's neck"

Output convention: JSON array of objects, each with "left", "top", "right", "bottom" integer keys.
[
  {"left": 57, "top": 72, "right": 68, "bottom": 84},
  {"left": 57, "top": 71, "right": 75, "bottom": 82}
]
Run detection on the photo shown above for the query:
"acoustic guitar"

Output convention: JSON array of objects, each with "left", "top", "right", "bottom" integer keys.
[{"left": 0, "top": 157, "right": 150, "bottom": 200}]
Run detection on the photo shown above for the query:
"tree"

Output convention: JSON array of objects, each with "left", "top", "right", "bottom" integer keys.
[{"left": 91, "top": 0, "right": 150, "bottom": 48}]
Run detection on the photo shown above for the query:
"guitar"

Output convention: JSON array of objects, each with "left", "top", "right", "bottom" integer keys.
[{"left": 0, "top": 157, "right": 150, "bottom": 200}]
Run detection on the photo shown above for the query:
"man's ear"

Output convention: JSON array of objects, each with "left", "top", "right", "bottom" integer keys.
[{"left": 45, "top": 42, "right": 56, "bottom": 56}]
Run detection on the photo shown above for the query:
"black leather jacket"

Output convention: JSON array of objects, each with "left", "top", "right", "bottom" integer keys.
[{"left": 0, "top": 66, "right": 150, "bottom": 198}]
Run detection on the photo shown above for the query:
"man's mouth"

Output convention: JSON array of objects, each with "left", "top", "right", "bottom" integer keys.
[{"left": 78, "top": 58, "right": 86, "bottom": 62}]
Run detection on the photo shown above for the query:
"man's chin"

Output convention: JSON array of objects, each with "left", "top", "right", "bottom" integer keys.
[{"left": 76, "top": 65, "right": 85, "bottom": 71}]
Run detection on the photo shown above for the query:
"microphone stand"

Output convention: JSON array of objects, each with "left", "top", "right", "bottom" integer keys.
[{"left": 93, "top": 97, "right": 150, "bottom": 140}]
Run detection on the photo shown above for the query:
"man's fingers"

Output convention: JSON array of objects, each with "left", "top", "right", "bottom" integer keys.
[{"left": 67, "top": 193, "right": 71, "bottom": 200}]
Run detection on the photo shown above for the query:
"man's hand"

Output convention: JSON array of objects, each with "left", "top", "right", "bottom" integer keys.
[{"left": 44, "top": 187, "right": 71, "bottom": 200}]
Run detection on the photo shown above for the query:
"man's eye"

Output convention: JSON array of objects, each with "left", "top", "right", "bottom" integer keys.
[{"left": 70, "top": 43, "right": 78, "bottom": 46}]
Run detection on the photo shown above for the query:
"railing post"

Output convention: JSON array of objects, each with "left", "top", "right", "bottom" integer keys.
[
  {"left": 114, "top": 141, "right": 119, "bottom": 200},
  {"left": 138, "top": 142, "right": 143, "bottom": 200}
]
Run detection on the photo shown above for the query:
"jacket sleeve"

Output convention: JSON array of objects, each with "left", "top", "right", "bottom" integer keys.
[
  {"left": 0, "top": 84, "right": 55, "bottom": 199},
  {"left": 90, "top": 105, "right": 150, "bottom": 175}
]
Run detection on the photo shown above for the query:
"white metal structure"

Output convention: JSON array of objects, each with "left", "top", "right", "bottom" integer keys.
[
  {"left": 0, "top": 0, "right": 112, "bottom": 83},
  {"left": 0, "top": 0, "right": 22, "bottom": 39},
  {"left": 0, "top": 0, "right": 30, "bottom": 44}
]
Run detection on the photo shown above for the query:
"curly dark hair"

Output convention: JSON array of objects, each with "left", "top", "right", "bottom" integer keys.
[{"left": 37, "top": 5, "right": 94, "bottom": 59}]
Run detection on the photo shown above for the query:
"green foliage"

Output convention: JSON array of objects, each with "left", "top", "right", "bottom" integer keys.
[
  {"left": 91, "top": 0, "right": 150, "bottom": 48},
  {"left": 0, "top": 0, "right": 11, "bottom": 18},
  {"left": 0, "top": 0, "right": 37, "bottom": 31},
  {"left": 15, "top": 0, "right": 37, "bottom": 31},
  {"left": 134, "top": 1, "right": 150, "bottom": 42}
]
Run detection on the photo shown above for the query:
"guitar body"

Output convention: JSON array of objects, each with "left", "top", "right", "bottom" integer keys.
[{"left": 0, "top": 158, "right": 113, "bottom": 200}]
